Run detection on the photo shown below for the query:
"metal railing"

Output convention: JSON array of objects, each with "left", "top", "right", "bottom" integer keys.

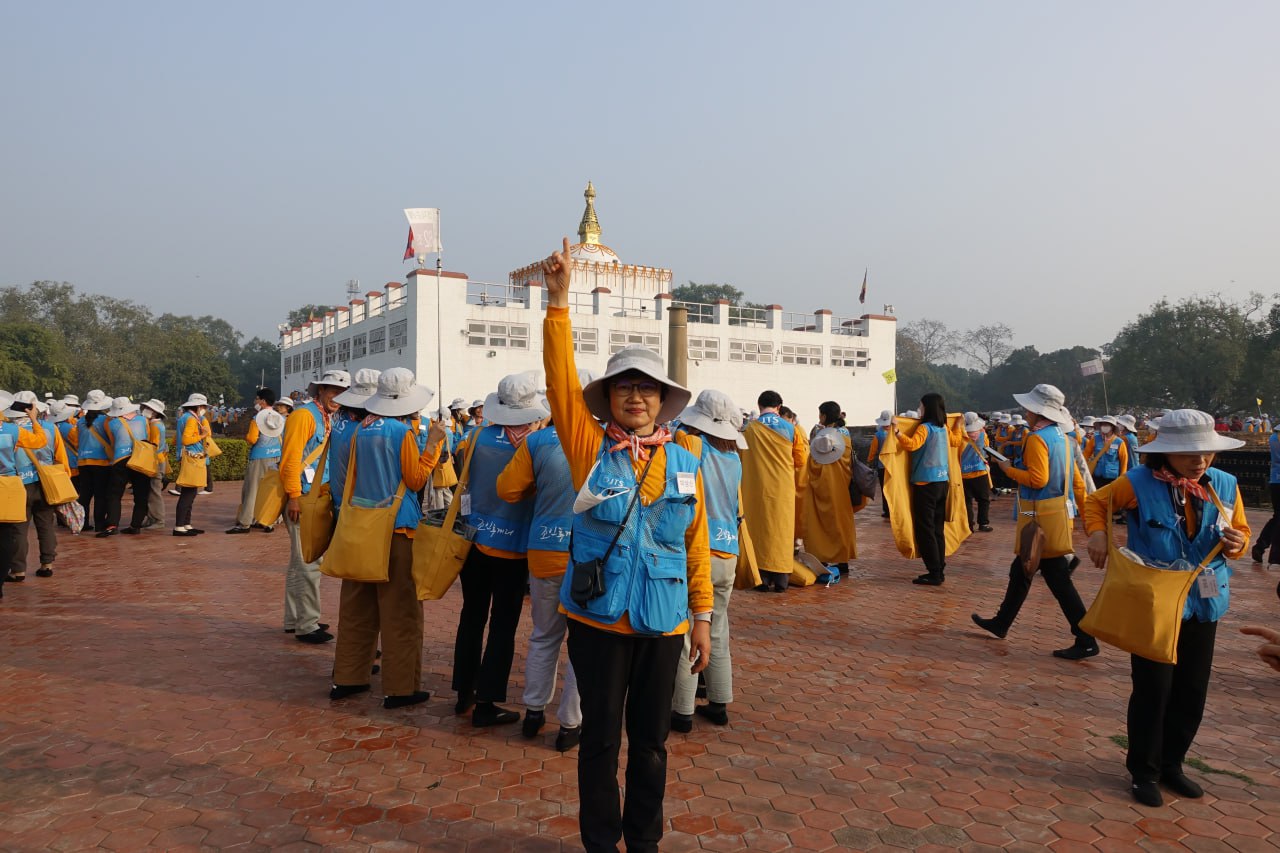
[
  {"left": 782, "top": 311, "right": 814, "bottom": 331},
  {"left": 612, "top": 295, "right": 653, "bottom": 317},
  {"left": 831, "top": 315, "right": 866, "bottom": 336},
  {"left": 467, "top": 280, "right": 528, "bottom": 307},
  {"left": 728, "top": 305, "right": 767, "bottom": 327},
  {"left": 671, "top": 300, "right": 715, "bottom": 323}
]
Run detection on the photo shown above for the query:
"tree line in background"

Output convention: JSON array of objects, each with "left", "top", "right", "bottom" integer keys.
[
  {"left": 0, "top": 281, "right": 281, "bottom": 406},
  {"left": 895, "top": 292, "right": 1280, "bottom": 417}
]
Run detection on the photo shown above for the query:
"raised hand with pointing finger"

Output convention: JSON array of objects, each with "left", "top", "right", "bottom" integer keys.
[{"left": 540, "top": 237, "right": 572, "bottom": 308}]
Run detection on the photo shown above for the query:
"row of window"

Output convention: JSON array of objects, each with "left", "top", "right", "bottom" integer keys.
[{"left": 286, "top": 323, "right": 868, "bottom": 373}]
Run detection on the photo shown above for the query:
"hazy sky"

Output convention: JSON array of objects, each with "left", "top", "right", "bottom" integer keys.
[{"left": 4, "top": 2, "right": 1277, "bottom": 358}]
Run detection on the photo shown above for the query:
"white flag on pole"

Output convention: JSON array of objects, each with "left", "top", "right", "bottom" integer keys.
[
  {"left": 1080, "top": 358, "right": 1105, "bottom": 376},
  {"left": 404, "top": 208, "right": 442, "bottom": 257}
]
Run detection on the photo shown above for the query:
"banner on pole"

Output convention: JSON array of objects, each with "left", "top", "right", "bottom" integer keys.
[
  {"left": 403, "top": 208, "right": 442, "bottom": 258},
  {"left": 881, "top": 368, "right": 897, "bottom": 385},
  {"left": 1080, "top": 358, "right": 1105, "bottom": 377}
]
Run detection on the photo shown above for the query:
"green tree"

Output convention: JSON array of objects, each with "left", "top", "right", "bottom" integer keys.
[
  {"left": 0, "top": 322, "right": 72, "bottom": 392},
  {"left": 671, "top": 282, "right": 746, "bottom": 305},
  {"left": 235, "top": 337, "right": 283, "bottom": 400},
  {"left": 285, "top": 304, "right": 337, "bottom": 327}
]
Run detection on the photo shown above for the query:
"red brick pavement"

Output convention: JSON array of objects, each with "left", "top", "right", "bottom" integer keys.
[{"left": 1, "top": 486, "right": 1277, "bottom": 851}]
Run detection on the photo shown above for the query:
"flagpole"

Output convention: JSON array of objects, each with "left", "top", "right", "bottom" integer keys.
[
  {"left": 1101, "top": 370, "right": 1110, "bottom": 415},
  {"left": 436, "top": 253, "right": 444, "bottom": 402}
]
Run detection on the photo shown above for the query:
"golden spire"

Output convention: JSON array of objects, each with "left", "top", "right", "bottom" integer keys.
[{"left": 577, "top": 181, "right": 601, "bottom": 245}]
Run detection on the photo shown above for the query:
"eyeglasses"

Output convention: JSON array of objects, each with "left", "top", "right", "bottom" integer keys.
[{"left": 611, "top": 381, "right": 662, "bottom": 398}]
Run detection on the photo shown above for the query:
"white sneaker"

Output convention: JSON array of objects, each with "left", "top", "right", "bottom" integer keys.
[
  {"left": 167, "top": 488, "right": 181, "bottom": 496},
  {"left": 198, "top": 489, "right": 213, "bottom": 496}
]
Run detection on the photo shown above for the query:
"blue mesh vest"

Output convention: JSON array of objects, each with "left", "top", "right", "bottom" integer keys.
[
  {"left": 77, "top": 416, "right": 110, "bottom": 463},
  {"left": 1270, "top": 433, "right": 1280, "bottom": 483},
  {"left": 525, "top": 427, "right": 575, "bottom": 554},
  {"left": 12, "top": 420, "right": 46, "bottom": 484},
  {"left": 559, "top": 437, "right": 701, "bottom": 635},
  {"left": 177, "top": 412, "right": 205, "bottom": 456},
  {"left": 327, "top": 414, "right": 360, "bottom": 511},
  {"left": 345, "top": 418, "right": 422, "bottom": 531},
  {"left": 757, "top": 412, "right": 795, "bottom": 442},
  {"left": 248, "top": 413, "right": 283, "bottom": 461},
  {"left": 464, "top": 425, "right": 535, "bottom": 553},
  {"left": 960, "top": 432, "right": 989, "bottom": 475},
  {"left": 0, "top": 423, "right": 19, "bottom": 478},
  {"left": 1017, "top": 425, "right": 1073, "bottom": 506},
  {"left": 294, "top": 403, "right": 328, "bottom": 496},
  {"left": 1092, "top": 434, "right": 1123, "bottom": 479},
  {"left": 1125, "top": 432, "right": 1140, "bottom": 459},
  {"left": 57, "top": 421, "right": 78, "bottom": 470},
  {"left": 910, "top": 424, "right": 950, "bottom": 483},
  {"left": 1124, "top": 465, "right": 1236, "bottom": 622},
  {"left": 109, "top": 415, "right": 148, "bottom": 463},
  {"left": 696, "top": 437, "right": 742, "bottom": 556}
]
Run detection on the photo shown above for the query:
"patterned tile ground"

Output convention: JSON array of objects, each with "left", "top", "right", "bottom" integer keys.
[{"left": 1, "top": 486, "right": 1277, "bottom": 851}]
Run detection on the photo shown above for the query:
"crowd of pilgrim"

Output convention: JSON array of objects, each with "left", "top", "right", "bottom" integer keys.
[{"left": 3, "top": 241, "right": 1280, "bottom": 849}]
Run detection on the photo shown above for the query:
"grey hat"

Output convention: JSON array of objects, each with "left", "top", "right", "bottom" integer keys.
[
  {"left": 140, "top": 399, "right": 166, "bottom": 417},
  {"left": 1137, "top": 409, "right": 1243, "bottom": 454},
  {"left": 875, "top": 409, "right": 892, "bottom": 428},
  {"left": 107, "top": 396, "right": 139, "bottom": 418},
  {"left": 679, "top": 389, "right": 747, "bottom": 449},
  {"left": 810, "top": 428, "right": 847, "bottom": 465},
  {"left": 307, "top": 369, "right": 351, "bottom": 398},
  {"left": 582, "top": 345, "right": 691, "bottom": 424},
  {"left": 1012, "top": 384, "right": 1072, "bottom": 426},
  {"left": 333, "top": 368, "right": 381, "bottom": 408},
  {"left": 1116, "top": 414, "right": 1138, "bottom": 432},
  {"left": 180, "top": 393, "right": 208, "bottom": 410},
  {"left": 963, "top": 411, "right": 986, "bottom": 432},
  {"left": 485, "top": 372, "right": 551, "bottom": 426},
  {"left": 366, "top": 368, "right": 435, "bottom": 419},
  {"left": 448, "top": 397, "right": 468, "bottom": 410}
]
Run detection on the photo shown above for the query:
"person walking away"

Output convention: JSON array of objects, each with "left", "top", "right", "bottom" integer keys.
[
  {"left": 961, "top": 411, "right": 994, "bottom": 532},
  {"left": 798, "top": 401, "right": 858, "bottom": 572},
  {"left": 1249, "top": 421, "right": 1280, "bottom": 568},
  {"left": 741, "top": 390, "right": 805, "bottom": 592},
  {"left": 540, "top": 237, "right": 712, "bottom": 853},
  {"left": 869, "top": 410, "right": 892, "bottom": 521},
  {"left": 972, "top": 384, "right": 1095, "bottom": 659},
  {"left": 7, "top": 394, "right": 68, "bottom": 581},
  {"left": 329, "top": 369, "right": 445, "bottom": 709},
  {"left": 452, "top": 372, "right": 546, "bottom": 727},
  {"left": 495, "top": 376, "right": 593, "bottom": 750},
  {"left": 1082, "top": 410, "right": 1249, "bottom": 807},
  {"left": 173, "top": 395, "right": 212, "bottom": 537},
  {"left": 895, "top": 393, "right": 963, "bottom": 586},
  {"left": 49, "top": 402, "right": 79, "bottom": 526},
  {"left": 140, "top": 400, "right": 168, "bottom": 530},
  {"left": 103, "top": 397, "right": 151, "bottom": 536},
  {"left": 280, "top": 370, "right": 350, "bottom": 644},
  {"left": 0, "top": 391, "right": 48, "bottom": 597},
  {"left": 71, "top": 390, "right": 113, "bottom": 532},
  {"left": 227, "top": 388, "right": 282, "bottom": 534}
]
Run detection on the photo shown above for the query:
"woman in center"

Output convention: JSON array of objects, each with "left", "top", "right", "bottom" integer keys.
[{"left": 540, "top": 238, "right": 712, "bottom": 853}]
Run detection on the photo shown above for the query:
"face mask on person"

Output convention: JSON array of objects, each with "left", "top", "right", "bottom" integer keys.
[{"left": 1099, "top": 424, "right": 1112, "bottom": 434}]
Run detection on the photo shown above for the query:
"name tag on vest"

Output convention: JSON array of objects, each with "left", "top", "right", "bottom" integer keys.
[{"left": 676, "top": 472, "right": 696, "bottom": 495}]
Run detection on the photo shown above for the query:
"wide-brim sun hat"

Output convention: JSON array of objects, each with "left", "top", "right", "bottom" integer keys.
[
  {"left": 256, "top": 408, "right": 286, "bottom": 438},
  {"left": 582, "top": 344, "right": 691, "bottom": 424},
  {"left": 1094, "top": 414, "right": 1117, "bottom": 427},
  {"left": 333, "top": 368, "right": 381, "bottom": 408},
  {"left": 810, "top": 428, "right": 847, "bottom": 465},
  {"left": 307, "top": 369, "right": 351, "bottom": 398},
  {"left": 83, "top": 390, "right": 112, "bottom": 411},
  {"left": 366, "top": 367, "right": 435, "bottom": 419},
  {"left": 140, "top": 399, "right": 166, "bottom": 417},
  {"left": 485, "top": 371, "right": 552, "bottom": 426},
  {"left": 275, "top": 396, "right": 295, "bottom": 410},
  {"left": 107, "top": 396, "right": 139, "bottom": 418},
  {"left": 1012, "top": 383, "right": 1072, "bottom": 426},
  {"left": 61, "top": 394, "right": 80, "bottom": 407},
  {"left": 1080, "top": 416, "right": 1096, "bottom": 427},
  {"left": 963, "top": 411, "right": 986, "bottom": 432},
  {"left": 448, "top": 397, "right": 467, "bottom": 411},
  {"left": 181, "top": 393, "right": 208, "bottom": 410},
  {"left": 680, "top": 389, "right": 747, "bottom": 449},
  {"left": 48, "top": 400, "right": 74, "bottom": 423},
  {"left": 1116, "top": 414, "right": 1138, "bottom": 431},
  {"left": 875, "top": 409, "right": 892, "bottom": 427},
  {"left": 1137, "top": 409, "right": 1244, "bottom": 454}
]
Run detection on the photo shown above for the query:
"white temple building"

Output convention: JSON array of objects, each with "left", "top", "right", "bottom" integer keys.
[{"left": 278, "top": 184, "right": 897, "bottom": 424}]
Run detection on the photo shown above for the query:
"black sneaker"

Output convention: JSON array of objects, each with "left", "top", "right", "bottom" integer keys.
[
  {"left": 521, "top": 709, "right": 546, "bottom": 738},
  {"left": 384, "top": 691, "right": 431, "bottom": 709},
  {"left": 120, "top": 527, "right": 141, "bottom": 535},
  {"left": 1131, "top": 781, "right": 1163, "bottom": 807},
  {"left": 912, "top": 574, "right": 943, "bottom": 586},
  {"left": 6, "top": 571, "right": 24, "bottom": 583},
  {"left": 284, "top": 623, "right": 329, "bottom": 634},
  {"left": 36, "top": 567, "right": 53, "bottom": 578},
  {"left": 296, "top": 628, "right": 334, "bottom": 644},
  {"left": 1052, "top": 643, "right": 1100, "bottom": 661},
  {"left": 670, "top": 712, "right": 693, "bottom": 734},
  {"left": 971, "top": 614, "right": 1008, "bottom": 639},
  {"left": 555, "top": 726, "right": 581, "bottom": 752},
  {"left": 695, "top": 703, "right": 729, "bottom": 726},
  {"left": 978, "top": 525, "right": 994, "bottom": 532},
  {"left": 472, "top": 703, "right": 519, "bottom": 727},
  {"left": 329, "top": 683, "right": 370, "bottom": 700},
  {"left": 95, "top": 527, "right": 118, "bottom": 538},
  {"left": 225, "top": 526, "right": 252, "bottom": 534},
  {"left": 1160, "top": 770, "right": 1204, "bottom": 799}
]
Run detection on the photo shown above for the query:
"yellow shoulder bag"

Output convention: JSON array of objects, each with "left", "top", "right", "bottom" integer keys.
[
  {"left": 321, "top": 427, "right": 406, "bottom": 583},
  {"left": 412, "top": 436, "right": 477, "bottom": 600},
  {"left": 1079, "top": 489, "right": 1228, "bottom": 664},
  {"left": 298, "top": 437, "right": 335, "bottom": 563},
  {"left": 254, "top": 440, "right": 324, "bottom": 528},
  {"left": 23, "top": 446, "right": 78, "bottom": 506},
  {"left": 125, "top": 422, "right": 160, "bottom": 478},
  {"left": 1014, "top": 435, "right": 1075, "bottom": 576}
]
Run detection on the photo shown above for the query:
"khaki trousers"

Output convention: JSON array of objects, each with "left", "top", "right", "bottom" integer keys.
[
  {"left": 332, "top": 534, "right": 423, "bottom": 697},
  {"left": 283, "top": 515, "right": 322, "bottom": 634}
]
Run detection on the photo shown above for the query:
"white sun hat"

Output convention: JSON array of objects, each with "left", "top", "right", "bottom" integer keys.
[
  {"left": 1115, "top": 414, "right": 1138, "bottom": 432},
  {"left": 83, "top": 389, "right": 112, "bottom": 412},
  {"left": 107, "top": 396, "right": 139, "bottom": 418},
  {"left": 61, "top": 393, "right": 80, "bottom": 408},
  {"left": 4, "top": 390, "right": 41, "bottom": 420},
  {"left": 1012, "top": 384, "right": 1072, "bottom": 426},
  {"left": 875, "top": 409, "right": 893, "bottom": 428},
  {"left": 581, "top": 345, "right": 691, "bottom": 424},
  {"left": 255, "top": 408, "right": 286, "bottom": 438},
  {"left": 1137, "top": 409, "right": 1243, "bottom": 454},
  {"left": 680, "top": 389, "right": 748, "bottom": 449},
  {"left": 485, "top": 371, "right": 552, "bottom": 426},
  {"left": 333, "top": 368, "right": 382, "bottom": 408},
  {"left": 181, "top": 393, "right": 208, "bottom": 410},
  {"left": 48, "top": 400, "right": 75, "bottom": 423},
  {"left": 1146, "top": 417, "right": 1161, "bottom": 432},
  {"left": 963, "top": 411, "right": 986, "bottom": 432},
  {"left": 366, "top": 368, "right": 435, "bottom": 419},
  {"left": 307, "top": 369, "right": 351, "bottom": 398},
  {"left": 1010, "top": 414, "right": 1027, "bottom": 426},
  {"left": 275, "top": 396, "right": 295, "bottom": 410},
  {"left": 448, "top": 397, "right": 467, "bottom": 411},
  {"left": 140, "top": 399, "right": 166, "bottom": 417},
  {"left": 810, "top": 428, "right": 847, "bottom": 465},
  {"left": 1094, "top": 414, "right": 1117, "bottom": 427},
  {"left": 1080, "top": 416, "right": 1097, "bottom": 427}
]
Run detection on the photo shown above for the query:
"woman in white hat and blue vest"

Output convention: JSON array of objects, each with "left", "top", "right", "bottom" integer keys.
[
  {"left": 69, "top": 389, "right": 113, "bottom": 531},
  {"left": 174, "top": 394, "right": 211, "bottom": 536},
  {"left": 540, "top": 238, "right": 712, "bottom": 853},
  {"left": 1083, "top": 409, "right": 1250, "bottom": 807},
  {"left": 451, "top": 371, "right": 548, "bottom": 728},
  {"left": 0, "top": 391, "right": 56, "bottom": 596},
  {"left": 5, "top": 393, "right": 68, "bottom": 582},
  {"left": 102, "top": 396, "right": 150, "bottom": 536}
]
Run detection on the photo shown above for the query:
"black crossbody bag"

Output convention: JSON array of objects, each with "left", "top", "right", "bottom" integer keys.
[{"left": 569, "top": 452, "right": 657, "bottom": 607}]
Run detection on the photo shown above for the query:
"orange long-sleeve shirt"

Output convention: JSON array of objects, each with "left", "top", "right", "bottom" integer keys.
[
  {"left": 245, "top": 419, "right": 260, "bottom": 447},
  {"left": 1083, "top": 475, "right": 1250, "bottom": 560},
  {"left": 394, "top": 430, "right": 442, "bottom": 537},
  {"left": 544, "top": 306, "right": 713, "bottom": 635},
  {"left": 1087, "top": 434, "right": 1129, "bottom": 477},
  {"left": 1005, "top": 431, "right": 1087, "bottom": 511},
  {"left": 279, "top": 408, "right": 329, "bottom": 499},
  {"left": 895, "top": 419, "right": 964, "bottom": 486},
  {"left": 495, "top": 439, "right": 568, "bottom": 578}
]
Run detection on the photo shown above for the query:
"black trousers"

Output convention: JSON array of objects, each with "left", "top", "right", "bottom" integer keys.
[
  {"left": 877, "top": 468, "right": 889, "bottom": 518},
  {"left": 1250, "top": 483, "right": 1280, "bottom": 564},
  {"left": 911, "top": 481, "right": 949, "bottom": 575},
  {"left": 175, "top": 487, "right": 197, "bottom": 528},
  {"left": 963, "top": 476, "right": 991, "bottom": 527},
  {"left": 78, "top": 465, "right": 110, "bottom": 530},
  {"left": 567, "top": 621, "right": 684, "bottom": 853},
  {"left": 991, "top": 555, "right": 1093, "bottom": 644},
  {"left": 0, "top": 522, "right": 19, "bottom": 596},
  {"left": 103, "top": 460, "right": 132, "bottom": 530},
  {"left": 125, "top": 465, "right": 151, "bottom": 529},
  {"left": 1127, "top": 619, "right": 1217, "bottom": 783},
  {"left": 451, "top": 548, "right": 528, "bottom": 702}
]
